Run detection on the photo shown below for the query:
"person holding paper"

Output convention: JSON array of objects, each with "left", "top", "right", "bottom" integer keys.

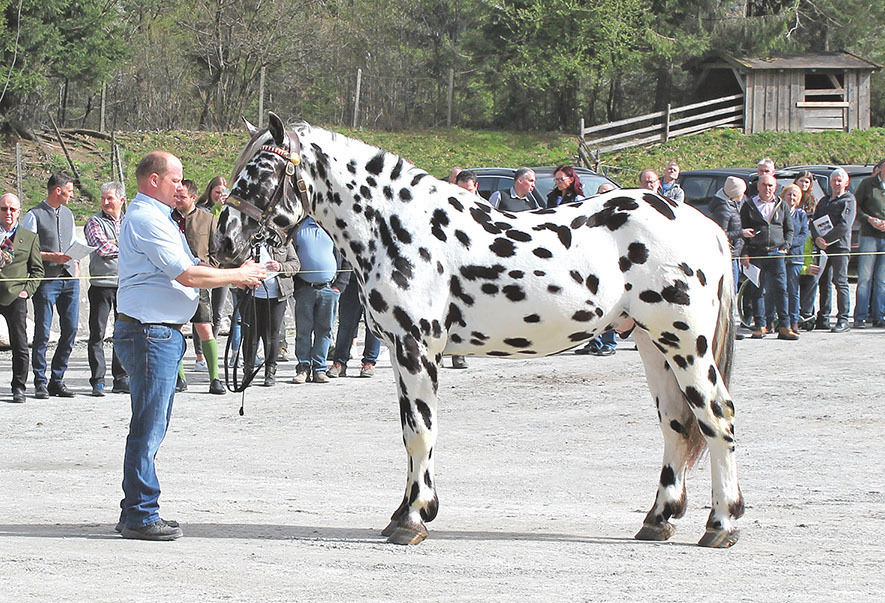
[
  {"left": 811, "top": 168, "right": 856, "bottom": 333},
  {"left": 22, "top": 173, "right": 81, "bottom": 398},
  {"left": 84, "top": 182, "right": 129, "bottom": 397},
  {"left": 739, "top": 173, "right": 796, "bottom": 340},
  {"left": 852, "top": 159, "right": 885, "bottom": 328}
]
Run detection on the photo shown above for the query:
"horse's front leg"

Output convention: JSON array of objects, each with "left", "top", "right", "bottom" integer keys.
[{"left": 380, "top": 335, "right": 440, "bottom": 545}]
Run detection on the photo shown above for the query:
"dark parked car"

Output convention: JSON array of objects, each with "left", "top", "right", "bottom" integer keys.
[
  {"left": 677, "top": 168, "right": 758, "bottom": 218},
  {"left": 468, "top": 166, "right": 619, "bottom": 208}
]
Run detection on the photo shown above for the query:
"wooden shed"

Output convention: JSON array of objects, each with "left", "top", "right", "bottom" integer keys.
[{"left": 689, "top": 51, "right": 881, "bottom": 133}]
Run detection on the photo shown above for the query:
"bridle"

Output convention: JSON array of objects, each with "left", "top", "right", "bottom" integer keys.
[
  {"left": 225, "top": 131, "right": 311, "bottom": 250},
  {"left": 222, "top": 130, "right": 312, "bottom": 404}
]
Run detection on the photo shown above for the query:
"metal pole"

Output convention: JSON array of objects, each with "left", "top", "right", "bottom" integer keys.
[
  {"left": 663, "top": 103, "right": 671, "bottom": 142},
  {"left": 258, "top": 65, "right": 266, "bottom": 126},
  {"left": 352, "top": 68, "right": 362, "bottom": 128},
  {"left": 446, "top": 68, "right": 454, "bottom": 127}
]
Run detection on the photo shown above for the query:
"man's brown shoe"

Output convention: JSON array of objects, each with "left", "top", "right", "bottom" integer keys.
[{"left": 777, "top": 326, "right": 799, "bottom": 340}]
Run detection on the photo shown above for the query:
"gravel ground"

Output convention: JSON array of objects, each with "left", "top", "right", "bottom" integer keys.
[{"left": 0, "top": 323, "right": 883, "bottom": 601}]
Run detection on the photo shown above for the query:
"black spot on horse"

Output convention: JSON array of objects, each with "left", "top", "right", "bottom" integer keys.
[
  {"left": 673, "top": 321, "right": 689, "bottom": 331},
  {"left": 524, "top": 314, "right": 541, "bottom": 323},
  {"left": 569, "top": 270, "right": 583, "bottom": 284},
  {"left": 390, "top": 215, "right": 413, "bottom": 244},
  {"left": 708, "top": 365, "right": 718, "bottom": 385},
  {"left": 658, "top": 332, "right": 680, "bottom": 348},
  {"left": 697, "top": 420, "right": 716, "bottom": 438},
  {"left": 684, "top": 385, "right": 705, "bottom": 408},
  {"left": 547, "top": 284, "right": 561, "bottom": 293},
  {"left": 660, "top": 465, "right": 676, "bottom": 487},
  {"left": 359, "top": 185, "right": 372, "bottom": 199},
  {"left": 679, "top": 262, "right": 694, "bottom": 277},
  {"left": 448, "top": 197, "right": 464, "bottom": 212},
  {"left": 628, "top": 242, "right": 649, "bottom": 264},
  {"left": 533, "top": 247, "right": 553, "bottom": 258},
  {"left": 410, "top": 173, "right": 428, "bottom": 187},
  {"left": 368, "top": 289, "right": 388, "bottom": 313},
  {"left": 619, "top": 256, "right": 632, "bottom": 272},
  {"left": 534, "top": 270, "right": 546, "bottom": 276},
  {"left": 669, "top": 419, "right": 683, "bottom": 434},
  {"left": 571, "top": 215, "right": 588, "bottom": 229},
  {"left": 505, "top": 229, "right": 532, "bottom": 243},
  {"left": 366, "top": 151, "right": 384, "bottom": 176},
  {"left": 568, "top": 331, "right": 593, "bottom": 341},
  {"left": 640, "top": 290, "right": 663, "bottom": 303},
  {"left": 418, "top": 247, "right": 431, "bottom": 262},
  {"left": 445, "top": 303, "right": 466, "bottom": 329},
  {"left": 430, "top": 208, "right": 449, "bottom": 241},
  {"left": 509, "top": 270, "right": 524, "bottom": 279},
  {"left": 390, "top": 158, "right": 404, "bottom": 180},
  {"left": 642, "top": 192, "right": 677, "bottom": 219},
  {"left": 399, "top": 188, "right": 413, "bottom": 202},
  {"left": 662, "top": 280, "right": 691, "bottom": 305},
  {"left": 696, "top": 335, "right": 708, "bottom": 356},
  {"left": 449, "top": 275, "right": 474, "bottom": 306},
  {"left": 490, "top": 237, "right": 516, "bottom": 257},
  {"left": 697, "top": 269, "right": 707, "bottom": 286},
  {"left": 572, "top": 310, "right": 594, "bottom": 321},
  {"left": 481, "top": 283, "right": 499, "bottom": 294},
  {"left": 501, "top": 284, "right": 525, "bottom": 301},
  {"left": 487, "top": 351, "right": 512, "bottom": 357},
  {"left": 460, "top": 264, "right": 505, "bottom": 281},
  {"left": 673, "top": 355, "right": 687, "bottom": 369},
  {"left": 504, "top": 337, "right": 532, "bottom": 348},
  {"left": 455, "top": 230, "right": 471, "bottom": 248}
]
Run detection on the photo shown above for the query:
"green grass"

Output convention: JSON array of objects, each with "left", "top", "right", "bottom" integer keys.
[{"left": 16, "top": 126, "right": 885, "bottom": 222}]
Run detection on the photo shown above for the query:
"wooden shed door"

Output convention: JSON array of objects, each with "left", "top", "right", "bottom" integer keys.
[{"left": 797, "top": 71, "right": 848, "bottom": 131}]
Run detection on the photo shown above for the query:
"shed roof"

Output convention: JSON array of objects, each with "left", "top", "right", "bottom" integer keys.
[{"left": 691, "top": 51, "right": 881, "bottom": 72}]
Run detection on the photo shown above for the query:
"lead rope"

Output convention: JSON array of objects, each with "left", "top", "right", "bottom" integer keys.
[{"left": 224, "top": 242, "right": 269, "bottom": 415}]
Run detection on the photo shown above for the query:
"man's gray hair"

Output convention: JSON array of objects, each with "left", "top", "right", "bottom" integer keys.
[
  {"left": 515, "top": 167, "right": 534, "bottom": 181},
  {"left": 829, "top": 168, "right": 849, "bottom": 183},
  {"left": 0, "top": 192, "right": 20, "bottom": 207},
  {"left": 757, "top": 157, "right": 775, "bottom": 170},
  {"left": 100, "top": 181, "right": 126, "bottom": 199}
]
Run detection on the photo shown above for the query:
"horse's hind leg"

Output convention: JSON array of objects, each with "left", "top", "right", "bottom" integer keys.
[
  {"left": 632, "top": 329, "right": 703, "bottom": 542},
  {"left": 639, "top": 326, "right": 743, "bottom": 548},
  {"left": 380, "top": 335, "right": 440, "bottom": 545}
]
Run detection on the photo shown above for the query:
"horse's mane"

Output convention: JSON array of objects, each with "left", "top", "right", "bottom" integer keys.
[{"left": 230, "top": 128, "right": 272, "bottom": 184}]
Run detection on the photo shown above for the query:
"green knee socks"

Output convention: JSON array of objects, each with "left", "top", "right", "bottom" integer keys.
[{"left": 202, "top": 338, "right": 219, "bottom": 380}]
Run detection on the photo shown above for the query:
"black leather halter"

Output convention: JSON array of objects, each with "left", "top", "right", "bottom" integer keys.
[{"left": 225, "top": 132, "right": 310, "bottom": 248}]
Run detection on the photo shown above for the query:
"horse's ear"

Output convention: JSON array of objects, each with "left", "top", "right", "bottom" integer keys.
[
  {"left": 242, "top": 117, "right": 258, "bottom": 136},
  {"left": 268, "top": 112, "right": 286, "bottom": 146}
]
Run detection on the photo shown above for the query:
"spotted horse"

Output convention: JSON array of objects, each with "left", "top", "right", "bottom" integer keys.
[{"left": 215, "top": 113, "right": 744, "bottom": 548}]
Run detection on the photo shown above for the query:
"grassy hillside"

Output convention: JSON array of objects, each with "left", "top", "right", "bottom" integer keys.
[{"left": 4, "top": 126, "right": 883, "bottom": 221}]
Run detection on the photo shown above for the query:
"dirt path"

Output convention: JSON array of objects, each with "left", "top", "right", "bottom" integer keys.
[{"left": 1, "top": 327, "right": 883, "bottom": 601}]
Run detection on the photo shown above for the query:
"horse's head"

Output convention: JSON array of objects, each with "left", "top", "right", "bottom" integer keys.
[{"left": 215, "top": 112, "right": 309, "bottom": 266}]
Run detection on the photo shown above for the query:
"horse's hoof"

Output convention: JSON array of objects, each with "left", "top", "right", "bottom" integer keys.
[
  {"left": 385, "top": 525, "right": 428, "bottom": 545},
  {"left": 634, "top": 521, "right": 675, "bottom": 541},
  {"left": 380, "top": 520, "right": 397, "bottom": 538},
  {"left": 697, "top": 527, "right": 740, "bottom": 548}
]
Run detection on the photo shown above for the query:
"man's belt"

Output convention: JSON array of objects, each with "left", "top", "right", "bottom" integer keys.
[
  {"left": 298, "top": 279, "right": 330, "bottom": 290},
  {"left": 119, "top": 313, "right": 184, "bottom": 331}
]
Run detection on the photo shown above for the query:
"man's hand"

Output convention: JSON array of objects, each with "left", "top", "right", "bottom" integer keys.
[
  {"left": 43, "top": 252, "right": 72, "bottom": 264},
  {"left": 740, "top": 255, "right": 750, "bottom": 268},
  {"left": 815, "top": 236, "right": 829, "bottom": 250},
  {"left": 234, "top": 260, "right": 267, "bottom": 288}
]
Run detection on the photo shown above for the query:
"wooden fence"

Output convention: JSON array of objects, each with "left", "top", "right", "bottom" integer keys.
[{"left": 577, "top": 94, "right": 744, "bottom": 169}]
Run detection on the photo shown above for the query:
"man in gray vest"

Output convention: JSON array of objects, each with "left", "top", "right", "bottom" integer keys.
[
  {"left": 84, "top": 182, "right": 129, "bottom": 397},
  {"left": 488, "top": 168, "right": 538, "bottom": 212},
  {"left": 22, "top": 173, "right": 80, "bottom": 398}
]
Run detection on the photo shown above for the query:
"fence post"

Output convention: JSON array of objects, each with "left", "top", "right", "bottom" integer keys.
[
  {"left": 663, "top": 103, "right": 671, "bottom": 142},
  {"left": 100, "top": 83, "right": 106, "bottom": 133},
  {"left": 446, "top": 68, "right": 454, "bottom": 127},
  {"left": 15, "top": 142, "right": 22, "bottom": 200},
  {"left": 352, "top": 68, "right": 362, "bottom": 128},
  {"left": 258, "top": 65, "right": 266, "bottom": 126}
]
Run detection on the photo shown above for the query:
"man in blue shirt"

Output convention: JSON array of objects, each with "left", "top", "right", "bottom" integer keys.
[
  {"left": 292, "top": 217, "right": 349, "bottom": 384},
  {"left": 114, "top": 150, "right": 265, "bottom": 541}
]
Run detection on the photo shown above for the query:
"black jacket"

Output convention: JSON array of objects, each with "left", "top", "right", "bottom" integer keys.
[
  {"left": 740, "top": 196, "right": 794, "bottom": 255},
  {"left": 708, "top": 189, "right": 744, "bottom": 257}
]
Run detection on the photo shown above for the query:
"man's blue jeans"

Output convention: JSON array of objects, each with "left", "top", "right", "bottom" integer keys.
[
  {"left": 854, "top": 235, "right": 885, "bottom": 323},
  {"left": 294, "top": 284, "right": 340, "bottom": 373},
  {"left": 785, "top": 262, "right": 803, "bottom": 325},
  {"left": 749, "top": 252, "right": 788, "bottom": 326},
  {"left": 332, "top": 277, "right": 380, "bottom": 366},
  {"left": 113, "top": 320, "right": 185, "bottom": 528},
  {"left": 31, "top": 278, "right": 79, "bottom": 386}
]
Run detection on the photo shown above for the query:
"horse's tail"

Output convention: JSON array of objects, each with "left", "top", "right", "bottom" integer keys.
[
  {"left": 712, "top": 260, "right": 736, "bottom": 389},
  {"left": 684, "top": 257, "right": 735, "bottom": 469}
]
